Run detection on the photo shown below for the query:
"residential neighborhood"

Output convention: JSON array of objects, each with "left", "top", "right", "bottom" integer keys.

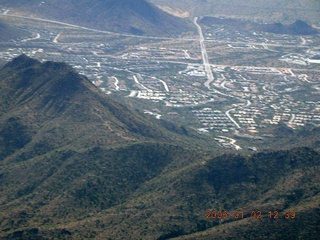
[{"left": 0, "top": 9, "right": 319, "bottom": 150}]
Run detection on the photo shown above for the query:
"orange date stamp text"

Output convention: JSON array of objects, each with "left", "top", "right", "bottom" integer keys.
[{"left": 205, "top": 210, "right": 296, "bottom": 220}]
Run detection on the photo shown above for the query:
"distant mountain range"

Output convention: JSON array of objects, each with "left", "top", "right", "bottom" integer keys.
[
  {"left": 0, "top": 56, "right": 319, "bottom": 239},
  {"left": 149, "top": 0, "right": 320, "bottom": 24},
  {"left": 1, "top": 0, "right": 192, "bottom": 36},
  {"left": 200, "top": 17, "right": 319, "bottom": 35},
  {"left": 0, "top": 20, "right": 30, "bottom": 41}
]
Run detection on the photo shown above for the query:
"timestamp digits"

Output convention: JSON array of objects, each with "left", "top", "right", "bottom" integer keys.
[
  {"left": 206, "top": 210, "right": 296, "bottom": 220},
  {"left": 206, "top": 210, "right": 244, "bottom": 220}
]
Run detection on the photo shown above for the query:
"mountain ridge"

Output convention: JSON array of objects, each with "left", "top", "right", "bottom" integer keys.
[
  {"left": 1, "top": 0, "right": 193, "bottom": 36},
  {"left": 149, "top": 0, "right": 320, "bottom": 24},
  {"left": 0, "top": 56, "right": 319, "bottom": 239},
  {"left": 0, "top": 55, "right": 210, "bottom": 239},
  {"left": 200, "top": 17, "right": 319, "bottom": 35},
  {"left": 0, "top": 20, "right": 30, "bottom": 41},
  {"left": 0, "top": 54, "right": 208, "bottom": 163}
]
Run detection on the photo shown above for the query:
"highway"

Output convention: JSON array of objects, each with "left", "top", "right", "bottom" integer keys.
[
  {"left": 193, "top": 17, "right": 215, "bottom": 90},
  {"left": 193, "top": 17, "right": 252, "bottom": 129}
]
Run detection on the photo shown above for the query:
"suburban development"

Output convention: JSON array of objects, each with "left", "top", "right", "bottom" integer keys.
[{"left": 1, "top": 8, "right": 319, "bottom": 150}]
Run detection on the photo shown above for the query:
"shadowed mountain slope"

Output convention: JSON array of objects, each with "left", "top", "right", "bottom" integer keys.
[
  {"left": 1, "top": 0, "right": 192, "bottom": 36},
  {"left": 0, "top": 54, "right": 199, "bottom": 148},
  {"left": 0, "top": 55, "right": 208, "bottom": 237},
  {"left": 0, "top": 20, "right": 30, "bottom": 41},
  {"left": 200, "top": 17, "right": 319, "bottom": 35},
  {"left": 1, "top": 146, "right": 318, "bottom": 239},
  {"left": 149, "top": 0, "right": 320, "bottom": 24}
]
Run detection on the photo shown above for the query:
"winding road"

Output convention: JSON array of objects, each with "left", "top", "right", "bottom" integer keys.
[
  {"left": 226, "top": 108, "right": 241, "bottom": 129},
  {"left": 133, "top": 75, "right": 149, "bottom": 91},
  {"left": 53, "top": 32, "right": 61, "bottom": 43},
  {"left": 21, "top": 33, "right": 40, "bottom": 42},
  {"left": 289, "top": 114, "right": 296, "bottom": 125},
  {"left": 112, "top": 76, "right": 120, "bottom": 91}
]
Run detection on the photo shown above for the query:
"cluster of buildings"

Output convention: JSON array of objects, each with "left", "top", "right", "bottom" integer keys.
[
  {"left": 192, "top": 108, "right": 234, "bottom": 132},
  {"left": 0, "top": 15, "right": 319, "bottom": 144}
]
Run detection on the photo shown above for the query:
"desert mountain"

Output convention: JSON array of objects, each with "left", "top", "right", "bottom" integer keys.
[
  {"left": 200, "top": 17, "right": 319, "bottom": 35},
  {"left": 0, "top": 20, "right": 30, "bottom": 41},
  {"left": 1, "top": 0, "right": 192, "bottom": 36},
  {"left": 0, "top": 56, "right": 319, "bottom": 239},
  {"left": 0, "top": 54, "right": 204, "bottom": 159},
  {"left": 149, "top": 0, "right": 320, "bottom": 24},
  {"left": 0, "top": 55, "right": 206, "bottom": 237}
]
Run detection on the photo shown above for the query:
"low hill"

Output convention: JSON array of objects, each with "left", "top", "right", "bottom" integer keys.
[
  {"left": 2, "top": 146, "right": 319, "bottom": 239},
  {"left": 1, "top": 0, "right": 192, "bottom": 36},
  {"left": 0, "top": 20, "right": 30, "bottom": 41},
  {"left": 200, "top": 17, "right": 319, "bottom": 35},
  {"left": 0, "top": 56, "right": 319, "bottom": 239}
]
